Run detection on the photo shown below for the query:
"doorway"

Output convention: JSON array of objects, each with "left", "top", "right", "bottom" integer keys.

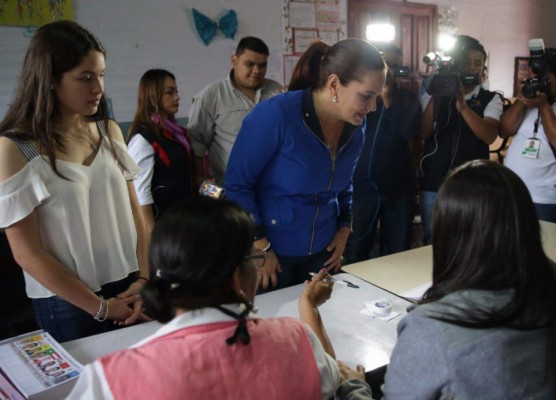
[{"left": 348, "top": 0, "right": 437, "bottom": 93}]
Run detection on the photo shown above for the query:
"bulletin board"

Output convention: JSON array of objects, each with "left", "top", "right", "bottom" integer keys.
[{"left": 281, "top": 0, "right": 346, "bottom": 86}]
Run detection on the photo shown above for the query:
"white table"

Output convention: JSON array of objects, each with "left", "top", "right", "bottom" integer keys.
[
  {"left": 343, "top": 246, "right": 433, "bottom": 296},
  {"left": 254, "top": 274, "right": 409, "bottom": 370},
  {"left": 343, "top": 220, "right": 556, "bottom": 297},
  {"left": 63, "top": 273, "right": 410, "bottom": 372}
]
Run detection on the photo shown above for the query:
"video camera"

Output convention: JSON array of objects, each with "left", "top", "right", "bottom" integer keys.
[
  {"left": 422, "top": 51, "right": 480, "bottom": 97},
  {"left": 521, "top": 38, "right": 551, "bottom": 99}
]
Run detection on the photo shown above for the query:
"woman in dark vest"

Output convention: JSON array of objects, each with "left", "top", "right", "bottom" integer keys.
[{"left": 128, "top": 69, "right": 195, "bottom": 233}]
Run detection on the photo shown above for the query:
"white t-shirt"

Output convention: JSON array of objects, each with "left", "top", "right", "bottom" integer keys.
[
  {"left": 67, "top": 306, "right": 340, "bottom": 400},
  {"left": 505, "top": 104, "right": 556, "bottom": 204},
  {"left": 0, "top": 135, "right": 141, "bottom": 298},
  {"left": 127, "top": 134, "right": 155, "bottom": 206},
  {"left": 187, "top": 74, "right": 284, "bottom": 185}
]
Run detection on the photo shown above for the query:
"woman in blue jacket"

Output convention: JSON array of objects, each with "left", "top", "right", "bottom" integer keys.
[{"left": 225, "top": 39, "right": 386, "bottom": 291}]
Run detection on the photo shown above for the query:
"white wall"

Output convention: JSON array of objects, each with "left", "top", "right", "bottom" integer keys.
[
  {"left": 1, "top": 0, "right": 556, "bottom": 123},
  {"left": 0, "top": 0, "right": 284, "bottom": 123}
]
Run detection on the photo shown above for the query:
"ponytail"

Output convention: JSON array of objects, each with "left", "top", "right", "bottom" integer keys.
[
  {"left": 288, "top": 39, "right": 385, "bottom": 92},
  {"left": 288, "top": 41, "right": 329, "bottom": 91}
]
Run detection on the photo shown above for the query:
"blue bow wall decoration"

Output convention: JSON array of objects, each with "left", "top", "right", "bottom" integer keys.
[{"left": 192, "top": 8, "right": 238, "bottom": 46}]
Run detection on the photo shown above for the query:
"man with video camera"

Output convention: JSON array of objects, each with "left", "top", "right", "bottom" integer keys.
[
  {"left": 501, "top": 41, "right": 556, "bottom": 223},
  {"left": 419, "top": 35, "right": 503, "bottom": 244}
]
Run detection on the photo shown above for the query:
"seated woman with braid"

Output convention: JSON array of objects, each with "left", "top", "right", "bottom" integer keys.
[{"left": 68, "top": 196, "right": 340, "bottom": 400}]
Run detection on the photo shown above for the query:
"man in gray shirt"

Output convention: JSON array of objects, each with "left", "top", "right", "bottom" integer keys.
[{"left": 188, "top": 36, "right": 283, "bottom": 185}]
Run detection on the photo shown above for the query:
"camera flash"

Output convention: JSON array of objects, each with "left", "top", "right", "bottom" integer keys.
[{"left": 528, "top": 38, "right": 545, "bottom": 51}]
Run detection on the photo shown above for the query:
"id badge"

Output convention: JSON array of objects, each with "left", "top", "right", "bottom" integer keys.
[{"left": 521, "top": 138, "right": 541, "bottom": 159}]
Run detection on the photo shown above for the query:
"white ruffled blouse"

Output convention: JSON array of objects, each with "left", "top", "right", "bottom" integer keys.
[{"left": 0, "top": 135, "right": 141, "bottom": 298}]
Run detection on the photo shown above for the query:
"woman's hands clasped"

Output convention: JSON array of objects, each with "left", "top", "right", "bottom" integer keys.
[{"left": 111, "top": 280, "right": 150, "bottom": 325}]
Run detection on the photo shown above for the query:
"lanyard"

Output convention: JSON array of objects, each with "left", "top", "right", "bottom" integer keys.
[{"left": 533, "top": 111, "right": 541, "bottom": 138}]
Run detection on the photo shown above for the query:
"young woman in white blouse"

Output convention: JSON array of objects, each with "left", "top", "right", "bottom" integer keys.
[{"left": 0, "top": 21, "right": 149, "bottom": 342}]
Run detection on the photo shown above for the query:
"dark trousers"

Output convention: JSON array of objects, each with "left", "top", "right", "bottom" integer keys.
[
  {"left": 345, "top": 188, "right": 414, "bottom": 264},
  {"left": 535, "top": 202, "right": 556, "bottom": 223},
  {"left": 32, "top": 274, "right": 136, "bottom": 343},
  {"left": 259, "top": 248, "right": 332, "bottom": 294},
  {"left": 419, "top": 190, "right": 437, "bottom": 246}
]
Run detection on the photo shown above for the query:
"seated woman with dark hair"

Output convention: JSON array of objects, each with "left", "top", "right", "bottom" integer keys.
[
  {"left": 338, "top": 160, "right": 556, "bottom": 399},
  {"left": 68, "top": 196, "right": 340, "bottom": 400}
]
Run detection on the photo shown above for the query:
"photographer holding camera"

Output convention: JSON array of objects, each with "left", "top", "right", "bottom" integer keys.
[
  {"left": 501, "top": 42, "right": 556, "bottom": 223},
  {"left": 419, "top": 35, "right": 503, "bottom": 244}
]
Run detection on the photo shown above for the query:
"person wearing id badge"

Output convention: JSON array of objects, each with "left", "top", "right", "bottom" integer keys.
[
  {"left": 501, "top": 45, "right": 556, "bottom": 223},
  {"left": 522, "top": 140, "right": 540, "bottom": 156}
]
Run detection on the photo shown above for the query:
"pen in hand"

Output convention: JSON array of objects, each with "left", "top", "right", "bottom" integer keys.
[{"left": 308, "top": 272, "right": 359, "bottom": 289}]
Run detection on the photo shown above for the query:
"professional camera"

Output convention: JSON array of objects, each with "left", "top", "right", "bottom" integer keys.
[
  {"left": 521, "top": 76, "right": 551, "bottom": 99},
  {"left": 521, "top": 38, "right": 551, "bottom": 99},
  {"left": 422, "top": 52, "right": 459, "bottom": 96},
  {"left": 422, "top": 51, "right": 480, "bottom": 97}
]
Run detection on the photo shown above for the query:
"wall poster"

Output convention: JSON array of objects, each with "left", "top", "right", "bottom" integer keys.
[
  {"left": 281, "top": 0, "right": 345, "bottom": 86},
  {"left": 0, "top": 0, "right": 73, "bottom": 26}
]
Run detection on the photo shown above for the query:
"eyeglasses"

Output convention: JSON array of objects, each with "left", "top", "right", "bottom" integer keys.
[{"left": 244, "top": 250, "right": 267, "bottom": 269}]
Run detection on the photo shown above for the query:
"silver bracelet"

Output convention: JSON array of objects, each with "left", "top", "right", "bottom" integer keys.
[
  {"left": 94, "top": 295, "right": 109, "bottom": 322},
  {"left": 261, "top": 242, "right": 272, "bottom": 256}
]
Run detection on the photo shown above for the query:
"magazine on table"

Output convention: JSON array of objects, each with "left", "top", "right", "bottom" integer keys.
[{"left": 0, "top": 330, "right": 82, "bottom": 399}]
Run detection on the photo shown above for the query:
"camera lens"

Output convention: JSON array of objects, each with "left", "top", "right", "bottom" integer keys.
[
  {"left": 438, "top": 77, "right": 452, "bottom": 89},
  {"left": 521, "top": 82, "right": 538, "bottom": 99},
  {"left": 521, "top": 76, "right": 551, "bottom": 99}
]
